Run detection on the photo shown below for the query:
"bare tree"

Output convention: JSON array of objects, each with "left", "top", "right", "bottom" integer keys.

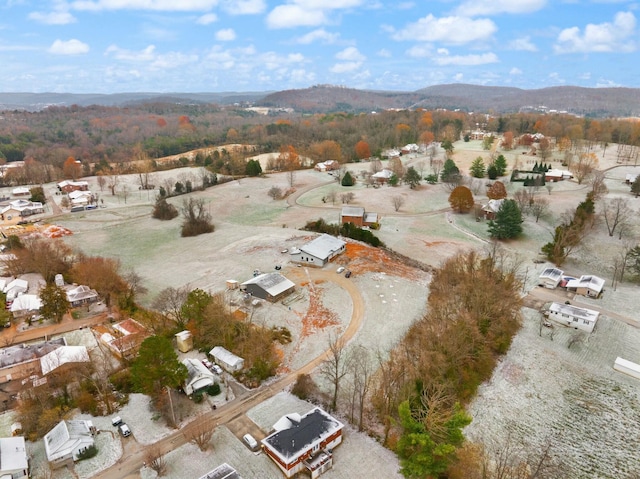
[
  {"left": 589, "top": 171, "right": 608, "bottom": 201},
  {"left": 287, "top": 169, "right": 296, "bottom": 188},
  {"left": 392, "top": 195, "right": 405, "bottom": 212},
  {"left": 107, "top": 169, "right": 120, "bottom": 196},
  {"left": 120, "top": 184, "right": 130, "bottom": 204},
  {"left": 97, "top": 174, "right": 106, "bottom": 192},
  {"left": 601, "top": 197, "right": 631, "bottom": 237},
  {"left": 146, "top": 445, "right": 167, "bottom": 476},
  {"left": 545, "top": 184, "right": 553, "bottom": 196},
  {"left": 340, "top": 192, "right": 355, "bottom": 204},
  {"left": 370, "top": 158, "right": 382, "bottom": 174},
  {"left": 188, "top": 422, "right": 215, "bottom": 451},
  {"left": 349, "top": 346, "right": 374, "bottom": 431},
  {"left": 318, "top": 335, "right": 351, "bottom": 412},
  {"left": 431, "top": 159, "right": 443, "bottom": 179},
  {"left": 326, "top": 189, "right": 338, "bottom": 206},
  {"left": 267, "top": 186, "right": 282, "bottom": 200},
  {"left": 416, "top": 159, "right": 427, "bottom": 178},
  {"left": 529, "top": 197, "right": 549, "bottom": 223}
]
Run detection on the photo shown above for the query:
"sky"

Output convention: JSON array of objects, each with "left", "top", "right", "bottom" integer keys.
[{"left": 0, "top": 0, "right": 639, "bottom": 94}]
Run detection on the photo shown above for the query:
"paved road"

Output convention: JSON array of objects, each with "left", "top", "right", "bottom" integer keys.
[
  {"left": 0, "top": 312, "right": 110, "bottom": 346},
  {"left": 92, "top": 266, "right": 365, "bottom": 479}
]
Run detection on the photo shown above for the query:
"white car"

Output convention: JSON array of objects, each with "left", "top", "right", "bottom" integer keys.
[
  {"left": 336, "top": 266, "right": 345, "bottom": 274},
  {"left": 211, "top": 364, "right": 223, "bottom": 375},
  {"left": 118, "top": 423, "right": 131, "bottom": 437},
  {"left": 243, "top": 433, "right": 258, "bottom": 450}
]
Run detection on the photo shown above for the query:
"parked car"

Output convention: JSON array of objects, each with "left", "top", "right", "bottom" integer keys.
[
  {"left": 345, "top": 271, "right": 352, "bottom": 278},
  {"left": 281, "top": 248, "right": 288, "bottom": 254},
  {"left": 275, "top": 265, "right": 282, "bottom": 270},
  {"left": 211, "top": 364, "right": 223, "bottom": 375},
  {"left": 336, "top": 266, "right": 345, "bottom": 274},
  {"left": 85, "top": 204, "right": 97, "bottom": 210},
  {"left": 118, "top": 423, "right": 131, "bottom": 437},
  {"left": 111, "top": 416, "right": 123, "bottom": 427},
  {"left": 243, "top": 433, "right": 258, "bottom": 450},
  {"left": 202, "top": 358, "right": 213, "bottom": 370}
]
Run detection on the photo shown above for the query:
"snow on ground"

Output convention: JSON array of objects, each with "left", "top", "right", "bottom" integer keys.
[{"left": 465, "top": 308, "right": 640, "bottom": 479}]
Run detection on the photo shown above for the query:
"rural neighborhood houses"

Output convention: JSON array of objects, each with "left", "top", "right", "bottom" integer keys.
[
  {"left": 0, "top": 199, "right": 44, "bottom": 224},
  {"left": 544, "top": 169, "right": 573, "bottom": 182},
  {"left": 545, "top": 302, "right": 600, "bottom": 333},
  {"left": 340, "top": 206, "right": 378, "bottom": 227},
  {"left": 182, "top": 357, "right": 216, "bottom": 395},
  {"left": 481, "top": 199, "right": 504, "bottom": 220},
  {"left": 57, "top": 180, "right": 89, "bottom": 193},
  {"left": 44, "top": 419, "right": 96, "bottom": 468},
  {"left": 538, "top": 267, "right": 564, "bottom": 289},
  {"left": 40, "top": 345, "right": 90, "bottom": 376},
  {"left": 566, "top": 275, "right": 605, "bottom": 298},
  {"left": 290, "top": 234, "right": 346, "bottom": 267},
  {"left": 262, "top": 407, "right": 344, "bottom": 479},
  {"left": 313, "top": 161, "right": 340, "bottom": 172},
  {"left": 0, "top": 436, "right": 29, "bottom": 478}
]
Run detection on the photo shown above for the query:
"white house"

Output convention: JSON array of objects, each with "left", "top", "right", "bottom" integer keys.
[
  {"left": 314, "top": 161, "right": 340, "bottom": 172},
  {"left": 68, "top": 190, "right": 93, "bottom": 206},
  {"left": 4, "top": 278, "right": 29, "bottom": 303},
  {"left": 11, "top": 187, "right": 30, "bottom": 197},
  {"left": 9, "top": 294, "right": 42, "bottom": 318},
  {"left": 565, "top": 275, "right": 605, "bottom": 298},
  {"left": 538, "top": 267, "right": 564, "bottom": 289},
  {"left": 182, "top": 358, "right": 215, "bottom": 395},
  {"left": 613, "top": 357, "right": 640, "bottom": 380},
  {"left": 209, "top": 346, "right": 244, "bottom": 373},
  {"left": 40, "top": 345, "right": 90, "bottom": 375},
  {"left": 65, "top": 284, "right": 99, "bottom": 307},
  {"left": 0, "top": 436, "right": 29, "bottom": 478},
  {"left": 625, "top": 173, "right": 638, "bottom": 184},
  {"left": 44, "top": 420, "right": 95, "bottom": 468},
  {"left": 545, "top": 169, "right": 573, "bottom": 182},
  {"left": 371, "top": 168, "right": 393, "bottom": 184},
  {"left": 262, "top": 407, "right": 344, "bottom": 479},
  {"left": 290, "top": 234, "right": 346, "bottom": 267},
  {"left": 546, "top": 302, "right": 600, "bottom": 333}
]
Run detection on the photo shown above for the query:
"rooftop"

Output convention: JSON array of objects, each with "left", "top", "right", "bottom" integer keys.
[
  {"left": 549, "top": 302, "right": 600, "bottom": 322},
  {"left": 242, "top": 272, "right": 294, "bottom": 296},
  {"left": 299, "top": 234, "right": 345, "bottom": 261}
]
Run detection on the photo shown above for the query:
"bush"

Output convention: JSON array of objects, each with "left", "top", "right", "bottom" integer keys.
[
  {"left": 206, "top": 383, "right": 221, "bottom": 396},
  {"left": 152, "top": 198, "right": 178, "bottom": 220},
  {"left": 110, "top": 369, "right": 135, "bottom": 394},
  {"left": 291, "top": 374, "right": 317, "bottom": 401},
  {"left": 192, "top": 391, "right": 204, "bottom": 403},
  {"left": 341, "top": 171, "right": 355, "bottom": 186},
  {"left": 77, "top": 445, "right": 98, "bottom": 461}
]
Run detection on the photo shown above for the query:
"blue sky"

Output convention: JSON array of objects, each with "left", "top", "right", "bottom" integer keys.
[{"left": 0, "top": 0, "right": 638, "bottom": 93}]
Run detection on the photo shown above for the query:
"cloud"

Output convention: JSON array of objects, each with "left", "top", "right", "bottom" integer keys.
[
  {"left": 216, "top": 28, "right": 236, "bottom": 41},
  {"left": 406, "top": 45, "right": 432, "bottom": 58},
  {"left": 295, "top": 29, "right": 339, "bottom": 44},
  {"left": 433, "top": 52, "right": 499, "bottom": 65},
  {"left": 335, "top": 46, "right": 364, "bottom": 61},
  {"left": 455, "top": 0, "right": 546, "bottom": 16},
  {"left": 330, "top": 61, "right": 361, "bottom": 73},
  {"left": 196, "top": 13, "right": 217, "bottom": 24},
  {"left": 509, "top": 36, "right": 537, "bottom": 52},
  {"left": 105, "top": 44, "right": 157, "bottom": 62},
  {"left": 377, "top": 48, "right": 391, "bottom": 57},
  {"left": 221, "top": 0, "right": 266, "bottom": 14},
  {"left": 554, "top": 11, "right": 636, "bottom": 53},
  {"left": 266, "top": 0, "right": 364, "bottom": 29},
  {"left": 392, "top": 15, "right": 496, "bottom": 44},
  {"left": 510, "top": 67, "right": 523, "bottom": 75},
  {"left": 49, "top": 39, "right": 89, "bottom": 55},
  {"left": 105, "top": 44, "right": 198, "bottom": 70},
  {"left": 28, "top": 11, "right": 77, "bottom": 24},
  {"left": 70, "top": 0, "right": 219, "bottom": 12}
]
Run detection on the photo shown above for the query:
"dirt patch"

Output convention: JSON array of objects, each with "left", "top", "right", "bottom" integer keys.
[
  {"left": 298, "top": 282, "right": 339, "bottom": 338},
  {"left": 342, "top": 242, "right": 426, "bottom": 280}
]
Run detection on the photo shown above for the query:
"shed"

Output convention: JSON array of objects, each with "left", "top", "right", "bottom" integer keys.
[
  {"left": 241, "top": 273, "right": 295, "bottom": 302},
  {"left": 538, "top": 267, "right": 564, "bottom": 289},
  {"left": 44, "top": 420, "right": 95, "bottom": 468},
  {"left": 209, "top": 346, "right": 244, "bottom": 372},
  {"left": 546, "top": 302, "right": 600, "bottom": 333},
  {"left": 175, "top": 330, "right": 193, "bottom": 353},
  {"left": 183, "top": 358, "right": 215, "bottom": 395},
  {"left": 613, "top": 357, "right": 640, "bottom": 380}
]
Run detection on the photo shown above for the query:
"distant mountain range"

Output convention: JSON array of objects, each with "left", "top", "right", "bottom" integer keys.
[{"left": 2, "top": 84, "right": 640, "bottom": 117}]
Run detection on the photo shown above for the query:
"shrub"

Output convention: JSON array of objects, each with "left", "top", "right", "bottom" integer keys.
[
  {"left": 206, "top": 383, "right": 221, "bottom": 396},
  {"left": 291, "top": 374, "right": 317, "bottom": 401},
  {"left": 152, "top": 198, "right": 178, "bottom": 220},
  {"left": 77, "top": 445, "right": 98, "bottom": 461},
  {"left": 341, "top": 171, "right": 355, "bottom": 186}
]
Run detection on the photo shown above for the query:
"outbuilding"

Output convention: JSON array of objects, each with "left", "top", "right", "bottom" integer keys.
[
  {"left": 565, "top": 274, "right": 605, "bottom": 298},
  {"left": 538, "top": 267, "right": 564, "bottom": 289},
  {"left": 613, "top": 357, "right": 640, "bottom": 380},
  {"left": 290, "top": 234, "right": 346, "bottom": 267},
  {"left": 209, "top": 346, "right": 244, "bottom": 372},
  {"left": 241, "top": 273, "right": 295, "bottom": 302}
]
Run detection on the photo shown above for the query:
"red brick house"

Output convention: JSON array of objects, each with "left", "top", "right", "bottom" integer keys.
[
  {"left": 57, "top": 180, "right": 89, "bottom": 193},
  {"left": 262, "top": 408, "right": 344, "bottom": 478},
  {"left": 340, "top": 206, "right": 378, "bottom": 227}
]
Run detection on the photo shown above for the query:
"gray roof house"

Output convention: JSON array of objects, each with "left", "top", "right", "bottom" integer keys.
[
  {"left": 538, "top": 267, "right": 564, "bottom": 289},
  {"left": 0, "top": 436, "right": 29, "bottom": 478},
  {"left": 290, "top": 234, "right": 346, "bottom": 267},
  {"left": 44, "top": 420, "right": 95, "bottom": 468},
  {"left": 183, "top": 357, "right": 215, "bottom": 395},
  {"left": 209, "top": 346, "right": 244, "bottom": 373},
  {"left": 546, "top": 302, "right": 600, "bottom": 333},
  {"left": 262, "top": 407, "right": 344, "bottom": 479},
  {"left": 565, "top": 274, "right": 605, "bottom": 298},
  {"left": 241, "top": 273, "right": 295, "bottom": 302},
  {"left": 198, "top": 463, "right": 243, "bottom": 479}
]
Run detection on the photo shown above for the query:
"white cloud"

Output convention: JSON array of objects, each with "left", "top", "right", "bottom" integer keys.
[
  {"left": 266, "top": 5, "right": 327, "bottom": 28},
  {"left": 377, "top": 48, "right": 391, "bottom": 57},
  {"left": 406, "top": 45, "right": 431, "bottom": 58},
  {"left": 266, "top": 0, "right": 364, "bottom": 29},
  {"left": 580, "top": 72, "right": 591, "bottom": 80},
  {"left": 221, "top": 0, "right": 266, "bottom": 14},
  {"left": 392, "top": 15, "right": 496, "bottom": 44},
  {"left": 105, "top": 44, "right": 157, "bottom": 62},
  {"left": 330, "top": 61, "right": 362, "bottom": 73},
  {"left": 196, "top": 13, "right": 217, "bottom": 24},
  {"left": 509, "top": 67, "right": 522, "bottom": 75},
  {"left": 335, "top": 46, "right": 364, "bottom": 61},
  {"left": 28, "top": 11, "right": 76, "bottom": 24},
  {"left": 455, "top": 0, "right": 546, "bottom": 16},
  {"left": 49, "top": 39, "right": 89, "bottom": 55},
  {"left": 216, "top": 28, "right": 236, "bottom": 41},
  {"left": 554, "top": 11, "right": 636, "bottom": 53},
  {"left": 70, "top": 0, "right": 219, "bottom": 12},
  {"left": 149, "top": 51, "right": 199, "bottom": 69},
  {"left": 295, "top": 29, "right": 339, "bottom": 44},
  {"left": 453, "top": 73, "right": 464, "bottom": 81},
  {"left": 433, "top": 52, "right": 499, "bottom": 65},
  {"left": 509, "top": 36, "right": 537, "bottom": 52}
]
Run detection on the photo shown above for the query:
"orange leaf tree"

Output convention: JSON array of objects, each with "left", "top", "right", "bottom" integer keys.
[
  {"left": 448, "top": 186, "right": 474, "bottom": 213},
  {"left": 354, "top": 140, "right": 371, "bottom": 160},
  {"left": 486, "top": 181, "right": 507, "bottom": 200},
  {"left": 63, "top": 157, "right": 82, "bottom": 180}
]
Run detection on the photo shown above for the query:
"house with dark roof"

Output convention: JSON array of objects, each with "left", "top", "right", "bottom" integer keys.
[
  {"left": 0, "top": 436, "right": 29, "bottom": 478},
  {"left": 262, "top": 407, "right": 344, "bottom": 479},
  {"left": 44, "top": 420, "right": 95, "bottom": 468},
  {"left": 241, "top": 272, "right": 295, "bottom": 302},
  {"left": 290, "top": 234, "right": 346, "bottom": 267}
]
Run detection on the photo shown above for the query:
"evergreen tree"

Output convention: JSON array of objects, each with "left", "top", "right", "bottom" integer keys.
[
  {"left": 245, "top": 159, "right": 262, "bottom": 177},
  {"left": 388, "top": 174, "right": 399, "bottom": 187},
  {"left": 403, "top": 166, "right": 421, "bottom": 189},
  {"left": 39, "top": 283, "right": 69, "bottom": 323},
  {"left": 488, "top": 199, "right": 523, "bottom": 239},
  {"left": 341, "top": 171, "right": 355, "bottom": 186},
  {"left": 533, "top": 161, "right": 539, "bottom": 172},
  {"left": 494, "top": 154, "right": 508, "bottom": 176},
  {"left": 131, "top": 336, "right": 188, "bottom": 395},
  {"left": 441, "top": 159, "right": 460, "bottom": 183},
  {"left": 487, "top": 164, "right": 498, "bottom": 180},
  {"left": 469, "top": 157, "right": 486, "bottom": 178}
]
